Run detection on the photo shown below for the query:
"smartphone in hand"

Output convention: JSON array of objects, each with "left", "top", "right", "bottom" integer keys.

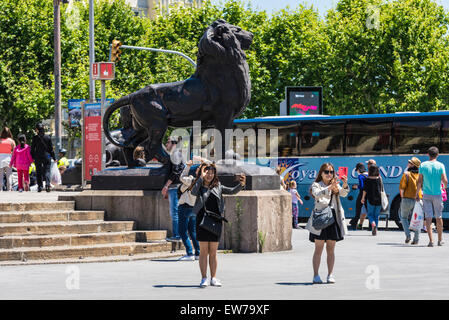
[{"left": 338, "top": 167, "right": 348, "bottom": 180}]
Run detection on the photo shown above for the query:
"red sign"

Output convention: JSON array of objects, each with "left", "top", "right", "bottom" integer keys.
[
  {"left": 99, "top": 62, "right": 115, "bottom": 80},
  {"left": 92, "top": 62, "right": 114, "bottom": 80},
  {"left": 92, "top": 63, "right": 99, "bottom": 79},
  {"left": 83, "top": 103, "right": 102, "bottom": 181}
]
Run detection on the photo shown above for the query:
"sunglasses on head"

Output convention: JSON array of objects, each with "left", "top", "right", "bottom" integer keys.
[{"left": 323, "top": 170, "right": 334, "bottom": 175}]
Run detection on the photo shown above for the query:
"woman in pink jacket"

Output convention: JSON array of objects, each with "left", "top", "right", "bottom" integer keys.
[{"left": 10, "top": 134, "right": 34, "bottom": 192}]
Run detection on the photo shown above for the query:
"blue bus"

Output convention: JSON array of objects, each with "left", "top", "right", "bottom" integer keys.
[{"left": 232, "top": 111, "right": 449, "bottom": 229}]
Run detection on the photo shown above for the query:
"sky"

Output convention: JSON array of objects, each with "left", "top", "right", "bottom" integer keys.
[{"left": 211, "top": 0, "right": 449, "bottom": 17}]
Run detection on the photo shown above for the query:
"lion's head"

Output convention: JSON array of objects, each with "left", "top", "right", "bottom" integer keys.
[{"left": 198, "top": 19, "right": 253, "bottom": 61}]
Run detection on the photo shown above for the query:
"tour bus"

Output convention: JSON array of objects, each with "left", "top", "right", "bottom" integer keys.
[{"left": 232, "top": 111, "right": 449, "bottom": 229}]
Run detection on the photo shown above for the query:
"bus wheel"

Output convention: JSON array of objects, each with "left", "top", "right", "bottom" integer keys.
[{"left": 390, "top": 196, "right": 402, "bottom": 230}]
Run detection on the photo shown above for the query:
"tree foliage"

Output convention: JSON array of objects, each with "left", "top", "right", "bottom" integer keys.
[{"left": 0, "top": 0, "right": 448, "bottom": 140}]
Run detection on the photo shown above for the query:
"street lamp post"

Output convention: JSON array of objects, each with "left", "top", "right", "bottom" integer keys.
[
  {"left": 53, "top": 0, "right": 62, "bottom": 153},
  {"left": 89, "top": 0, "right": 95, "bottom": 103}
]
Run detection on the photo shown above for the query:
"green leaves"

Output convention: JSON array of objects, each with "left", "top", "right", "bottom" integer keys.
[{"left": 0, "top": 0, "right": 448, "bottom": 139}]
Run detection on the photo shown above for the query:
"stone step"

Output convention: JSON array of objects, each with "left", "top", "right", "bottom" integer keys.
[
  {"left": 135, "top": 230, "right": 167, "bottom": 242},
  {"left": 0, "top": 242, "right": 175, "bottom": 261},
  {"left": 0, "top": 201, "right": 75, "bottom": 212},
  {"left": 0, "top": 221, "right": 135, "bottom": 236},
  {"left": 0, "top": 250, "right": 186, "bottom": 266},
  {"left": 0, "top": 230, "right": 169, "bottom": 248},
  {"left": 0, "top": 211, "right": 105, "bottom": 223}
]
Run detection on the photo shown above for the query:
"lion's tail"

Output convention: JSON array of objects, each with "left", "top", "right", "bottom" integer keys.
[{"left": 103, "top": 95, "right": 131, "bottom": 148}]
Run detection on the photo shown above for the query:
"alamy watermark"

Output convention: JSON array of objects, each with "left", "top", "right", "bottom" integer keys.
[
  {"left": 365, "top": 265, "right": 380, "bottom": 290},
  {"left": 366, "top": 5, "right": 381, "bottom": 30},
  {"left": 169, "top": 121, "right": 279, "bottom": 165},
  {"left": 65, "top": 265, "right": 80, "bottom": 290}
]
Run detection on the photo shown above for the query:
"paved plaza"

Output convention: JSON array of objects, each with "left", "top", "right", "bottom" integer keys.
[{"left": 0, "top": 209, "right": 448, "bottom": 299}]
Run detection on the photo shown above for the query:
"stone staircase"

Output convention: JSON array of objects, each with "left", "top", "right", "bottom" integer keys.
[{"left": 0, "top": 201, "right": 183, "bottom": 265}]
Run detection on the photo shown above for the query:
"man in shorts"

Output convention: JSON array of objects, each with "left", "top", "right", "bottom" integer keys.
[{"left": 416, "top": 146, "right": 448, "bottom": 247}]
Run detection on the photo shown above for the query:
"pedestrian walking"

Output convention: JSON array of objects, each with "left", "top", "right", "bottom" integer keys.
[
  {"left": 9, "top": 134, "right": 33, "bottom": 192},
  {"left": 31, "top": 123, "right": 56, "bottom": 192},
  {"left": 290, "top": 180, "right": 303, "bottom": 229},
  {"left": 161, "top": 136, "right": 185, "bottom": 241},
  {"left": 399, "top": 157, "right": 422, "bottom": 245},
  {"left": 416, "top": 146, "right": 448, "bottom": 247},
  {"left": 191, "top": 163, "right": 245, "bottom": 288},
  {"left": 361, "top": 165, "right": 382, "bottom": 236},
  {"left": 177, "top": 160, "right": 201, "bottom": 261},
  {"left": 307, "top": 163, "right": 349, "bottom": 284},
  {"left": 350, "top": 163, "right": 368, "bottom": 230},
  {"left": 0, "top": 127, "right": 16, "bottom": 191}
]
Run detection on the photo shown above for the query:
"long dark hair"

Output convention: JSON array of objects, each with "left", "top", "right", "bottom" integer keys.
[
  {"left": 315, "top": 163, "right": 336, "bottom": 184},
  {"left": 1, "top": 127, "right": 12, "bottom": 140},
  {"left": 310, "top": 162, "right": 336, "bottom": 198},
  {"left": 368, "top": 165, "right": 380, "bottom": 177},
  {"left": 408, "top": 166, "right": 419, "bottom": 174},
  {"left": 188, "top": 162, "right": 220, "bottom": 190}
]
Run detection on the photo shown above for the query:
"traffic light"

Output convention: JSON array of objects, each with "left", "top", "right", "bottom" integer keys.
[{"left": 111, "top": 40, "right": 122, "bottom": 62}]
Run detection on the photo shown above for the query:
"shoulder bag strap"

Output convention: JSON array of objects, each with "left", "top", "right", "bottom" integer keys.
[
  {"left": 202, "top": 190, "right": 229, "bottom": 223},
  {"left": 37, "top": 135, "right": 50, "bottom": 153}
]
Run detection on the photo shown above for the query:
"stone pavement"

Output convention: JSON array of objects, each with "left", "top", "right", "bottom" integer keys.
[
  {"left": 0, "top": 190, "right": 80, "bottom": 203},
  {"left": 0, "top": 224, "right": 448, "bottom": 300}
]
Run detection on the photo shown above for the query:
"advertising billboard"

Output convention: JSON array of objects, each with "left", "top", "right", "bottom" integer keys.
[{"left": 286, "top": 86, "right": 323, "bottom": 116}]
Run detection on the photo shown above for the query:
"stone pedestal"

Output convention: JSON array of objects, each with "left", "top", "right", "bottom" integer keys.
[{"left": 61, "top": 189, "right": 292, "bottom": 253}]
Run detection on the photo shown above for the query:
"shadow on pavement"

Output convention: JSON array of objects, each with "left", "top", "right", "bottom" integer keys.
[
  {"left": 377, "top": 242, "right": 417, "bottom": 247},
  {"left": 150, "top": 259, "right": 181, "bottom": 262},
  {"left": 153, "top": 285, "right": 200, "bottom": 288},
  {"left": 276, "top": 282, "right": 314, "bottom": 286}
]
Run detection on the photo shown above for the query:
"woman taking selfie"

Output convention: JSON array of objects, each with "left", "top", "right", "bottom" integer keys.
[
  {"left": 306, "top": 163, "right": 349, "bottom": 284},
  {"left": 191, "top": 163, "right": 245, "bottom": 288}
]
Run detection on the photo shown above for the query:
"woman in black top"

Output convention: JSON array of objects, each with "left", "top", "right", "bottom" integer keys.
[
  {"left": 191, "top": 163, "right": 245, "bottom": 288},
  {"left": 31, "top": 123, "right": 56, "bottom": 192},
  {"left": 361, "top": 165, "right": 382, "bottom": 236}
]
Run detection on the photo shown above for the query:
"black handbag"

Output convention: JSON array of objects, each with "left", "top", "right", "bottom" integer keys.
[
  {"left": 312, "top": 194, "right": 335, "bottom": 230},
  {"left": 199, "top": 210, "right": 224, "bottom": 236},
  {"left": 199, "top": 192, "right": 228, "bottom": 236}
]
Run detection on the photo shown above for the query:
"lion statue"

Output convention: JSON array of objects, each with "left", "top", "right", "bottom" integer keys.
[{"left": 103, "top": 19, "right": 253, "bottom": 167}]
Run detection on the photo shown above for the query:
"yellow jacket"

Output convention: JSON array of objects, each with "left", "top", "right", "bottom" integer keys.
[{"left": 399, "top": 171, "right": 422, "bottom": 199}]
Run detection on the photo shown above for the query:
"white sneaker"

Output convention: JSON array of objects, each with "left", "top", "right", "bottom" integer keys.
[
  {"left": 195, "top": 255, "right": 200, "bottom": 260},
  {"left": 200, "top": 278, "right": 209, "bottom": 288},
  {"left": 313, "top": 275, "right": 323, "bottom": 284},
  {"left": 178, "top": 255, "right": 195, "bottom": 261},
  {"left": 327, "top": 274, "right": 336, "bottom": 284},
  {"left": 210, "top": 277, "right": 222, "bottom": 287}
]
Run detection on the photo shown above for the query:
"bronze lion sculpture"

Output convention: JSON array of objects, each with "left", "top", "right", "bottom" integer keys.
[{"left": 103, "top": 19, "right": 253, "bottom": 167}]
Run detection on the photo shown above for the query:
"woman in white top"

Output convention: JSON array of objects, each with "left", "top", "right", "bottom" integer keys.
[
  {"left": 177, "top": 159, "right": 202, "bottom": 261},
  {"left": 306, "top": 162, "right": 349, "bottom": 284},
  {"left": 0, "top": 127, "right": 16, "bottom": 191}
]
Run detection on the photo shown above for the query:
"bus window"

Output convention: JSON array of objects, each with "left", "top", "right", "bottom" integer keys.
[
  {"left": 300, "top": 122, "right": 344, "bottom": 155},
  {"left": 257, "top": 123, "right": 300, "bottom": 157},
  {"left": 441, "top": 121, "right": 449, "bottom": 153},
  {"left": 346, "top": 121, "right": 391, "bottom": 154},
  {"left": 393, "top": 121, "right": 440, "bottom": 154}
]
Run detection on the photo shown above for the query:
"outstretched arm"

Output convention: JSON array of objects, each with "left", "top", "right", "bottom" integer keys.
[{"left": 221, "top": 174, "right": 245, "bottom": 195}]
